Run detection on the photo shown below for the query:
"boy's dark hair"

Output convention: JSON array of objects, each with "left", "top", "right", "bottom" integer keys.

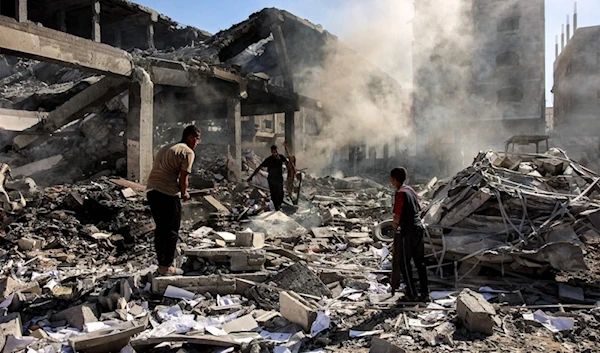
[
  {"left": 271, "top": 145, "right": 278, "bottom": 151},
  {"left": 181, "top": 125, "right": 201, "bottom": 142},
  {"left": 390, "top": 167, "right": 407, "bottom": 185}
]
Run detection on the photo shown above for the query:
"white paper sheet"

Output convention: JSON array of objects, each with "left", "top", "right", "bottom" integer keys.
[
  {"left": 430, "top": 291, "right": 456, "bottom": 300},
  {"left": 190, "top": 226, "right": 213, "bottom": 238},
  {"left": 260, "top": 331, "right": 293, "bottom": 343},
  {"left": 3, "top": 336, "right": 36, "bottom": 353},
  {"left": 310, "top": 311, "right": 330, "bottom": 337},
  {"left": 0, "top": 294, "right": 14, "bottom": 308},
  {"left": 206, "top": 326, "right": 228, "bottom": 336},
  {"left": 523, "top": 310, "right": 575, "bottom": 333},
  {"left": 164, "top": 285, "right": 195, "bottom": 300}
]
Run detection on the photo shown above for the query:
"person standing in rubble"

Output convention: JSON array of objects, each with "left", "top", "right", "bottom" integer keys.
[
  {"left": 146, "top": 125, "right": 201, "bottom": 275},
  {"left": 389, "top": 167, "right": 429, "bottom": 302},
  {"left": 247, "top": 145, "right": 289, "bottom": 211}
]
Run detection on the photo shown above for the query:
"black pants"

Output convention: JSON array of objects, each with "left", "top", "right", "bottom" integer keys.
[
  {"left": 268, "top": 181, "right": 284, "bottom": 211},
  {"left": 392, "top": 227, "right": 429, "bottom": 298},
  {"left": 147, "top": 190, "right": 181, "bottom": 267}
]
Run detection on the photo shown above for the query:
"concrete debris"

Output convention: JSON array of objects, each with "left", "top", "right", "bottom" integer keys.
[
  {"left": 456, "top": 289, "right": 496, "bottom": 336},
  {"left": 0, "top": 3, "right": 598, "bottom": 352}
]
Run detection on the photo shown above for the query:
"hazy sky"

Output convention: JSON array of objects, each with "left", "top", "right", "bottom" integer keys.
[{"left": 137, "top": 0, "right": 599, "bottom": 107}]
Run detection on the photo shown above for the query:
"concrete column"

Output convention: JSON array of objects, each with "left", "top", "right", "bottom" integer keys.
[
  {"left": 284, "top": 110, "right": 295, "bottom": 154},
  {"left": 57, "top": 10, "right": 66, "bottom": 32},
  {"left": 91, "top": 1, "right": 101, "bottom": 42},
  {"left": 147, "top": 23, "right": 155, "bottom": 49},
  {"left": 227, "top": 98, "right": 241, "bottom": 181},
  {"left": 383, "top": 143, "right": 390, "bottom": 160},
  {"left": 15, "top": 0, "right": 27, "bottom": 23},
  {"left": 127, "top": 69, "right": 153, "bottom": 183}
]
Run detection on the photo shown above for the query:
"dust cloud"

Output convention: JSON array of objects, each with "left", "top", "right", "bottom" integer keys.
[{"left": 296, "top": 0, "right": 534, "bottom": 177}]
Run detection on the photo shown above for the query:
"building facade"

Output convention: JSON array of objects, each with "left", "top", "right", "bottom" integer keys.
[
  {"left": 553, "top": 25, "right": 600, "bottom": 165},
  {"left": 413, "top": 0, "right": 545, "bottom": 173}
]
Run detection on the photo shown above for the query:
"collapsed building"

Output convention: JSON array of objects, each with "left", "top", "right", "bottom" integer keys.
[{"left": 553, "top": 21, "right": 600, "bottom": 171}]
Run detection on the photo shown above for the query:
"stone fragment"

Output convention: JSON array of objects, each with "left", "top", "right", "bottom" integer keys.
[
  {"left": 370, "top": 337, "right": 407, "bottom": 353},
  {"left": 279, "top": 291, "right": 317, "bottom": 332},
  {"left": 52, "top": 304, "right": 98, "bottom": 330},
  {"left": 17, "top": 238, "right": 43, "bottom": 251},
  {"left": 456, "top": 289, "right": 496, "bottom": 335},
  {"left": 0, "top": 277, "right": 19, "bottom": 301}
]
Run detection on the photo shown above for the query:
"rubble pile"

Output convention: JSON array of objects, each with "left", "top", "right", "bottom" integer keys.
[
  {"left": 421, "top": 149, "right": 600, "bottom": 279},
  {"left": 0, "top": 154, "right": 598, "bottom": 352}
]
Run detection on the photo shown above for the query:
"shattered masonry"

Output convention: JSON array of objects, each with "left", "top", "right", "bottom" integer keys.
[{"left": 0, "top": 1, "right": 599, "bottom": 353}]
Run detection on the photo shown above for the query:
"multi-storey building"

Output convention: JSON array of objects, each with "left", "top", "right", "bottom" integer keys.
[{"left": 413, "top": 0, "right": 545, "bottom": 173}]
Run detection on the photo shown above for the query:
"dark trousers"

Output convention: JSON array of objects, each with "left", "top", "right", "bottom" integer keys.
[
  {"left": 147, "top": 190, "right": 181, "bottom": 267},
  {"left": 392, "top": 227, "right": 429, "bottom": 298},
  {"left": 268, "top": 181, "right": 284, "bottom": 211}
]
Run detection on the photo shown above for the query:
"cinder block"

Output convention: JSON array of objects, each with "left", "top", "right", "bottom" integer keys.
[
  {"left": 279, "top": 291, "right": 317, "bottom": 332},
  {"left": 52, "top": 304, "right": 98, "bottom": 330},
  {"left": 0, "top": 277, "right": 19, "bottom": 301},
  {"left": 456, "top": 289, "right": 496, "bottom": 335},
  {"left": 17, "top": 238, "right": 42, "bottom": 251},
  {"left": 235, "top": 231, "right": 264, "bottom": 248}
]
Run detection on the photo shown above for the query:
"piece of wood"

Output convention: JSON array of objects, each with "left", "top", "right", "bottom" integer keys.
[
  {"left": 0, "top": 108, "right": 46, "bottom": 131},
  {"left": 15, "top": 0, "right": 27, "bottom": 23},
  {"left": 91, "top": 1, "right": 101, "bottom": 43},
  {"left": 203, "top": 195, "right": 231, "bottom": 215},
  {"left": 109, "top": 179, "right": 147, "bottom": 191}
]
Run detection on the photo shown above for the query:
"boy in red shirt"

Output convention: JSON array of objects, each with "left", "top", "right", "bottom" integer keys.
[{"left": 390, "top": 167, "right": 429, "bottom": 302}]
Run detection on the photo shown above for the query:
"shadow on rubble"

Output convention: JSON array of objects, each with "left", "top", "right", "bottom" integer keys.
[{"left": 328, "top": 309, "right": 402, "bottom": 345}]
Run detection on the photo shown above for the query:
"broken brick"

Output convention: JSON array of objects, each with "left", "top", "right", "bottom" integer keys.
[
  {"left": 456, "top": 289, "right": 496, "bottom": 335},
  {"left": 279, "top": 291, "right": 317, "bottom": 332}
]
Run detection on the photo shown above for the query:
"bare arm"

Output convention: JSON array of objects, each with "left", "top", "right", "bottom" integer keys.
[{"left": 180, "top": 170, "right": 190, "bottom": 201}]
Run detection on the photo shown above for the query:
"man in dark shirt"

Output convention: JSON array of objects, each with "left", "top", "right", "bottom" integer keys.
[
  {"left": 390, "top": 166, "right": 429, "bottom": 302},
  {"left": 247, "top": 145, "right": 289, "bottom": 211}
]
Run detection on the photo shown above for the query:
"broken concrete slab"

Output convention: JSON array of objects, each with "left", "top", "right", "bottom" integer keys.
[
  {"left": 267, "top": 262, "right": 331, "bottom": 297},
  {"left": 456, "top": 289, "right": 496, "bottom": 335},
  {"left": 185, "top": 248, "right": 266, "bottom": 272},
  {"left": 0, "top": 277, "right": 19, "bottom": 301},
  {"left": 69, "top": 320, "right": 147, "bottom": 353},
  {"left": 152, "top": 275, "right": 235, "bottom": 295},
  {"left": 52, "top": 303, "right": 98, "bottom": 330},
  {"left": 440, "top": 188, "right": 492, "bottom": 227},
  {"left": 222, "top": 313, "right": 258, "bottom": 333},
  {"left": 279, "top": 291, "right": 317, "bottom": 332},
  {"left": 249, "top": 211, "right": 308, "bottom": 242},
  {"left": 17, "top": 237, "right": 42, "bottom": 251},
  {"left": 558, "top": 283, "right": 585, "bottom": 303},
  {"left": 370, "top": 337, "right": 407, "bottom": 353},
  {"left": 11, "top": 155, "right": 63, "bottom": 177}
]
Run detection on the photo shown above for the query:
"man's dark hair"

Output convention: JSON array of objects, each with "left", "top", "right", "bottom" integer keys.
[
  {"left": 390, "top": 167, "right": 407, "bottom": 185},
  {"left": 271, "top": 145, "right": 278, "bottom": 151},
  {"left": 181, "top": 125, "right": 201, "bottom": 142}
]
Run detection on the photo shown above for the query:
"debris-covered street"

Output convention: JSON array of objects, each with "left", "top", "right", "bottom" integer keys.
[{"left": 0, "top": 0, "right": 599, "bottom": 352}]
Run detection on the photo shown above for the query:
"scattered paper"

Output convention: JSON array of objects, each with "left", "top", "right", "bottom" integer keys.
[
  {"left": 44, "top": 279, "right": 58, "bottom": 290},
  {"left": 84, "top": 321, "right": 111, "bottom": 333},
  {"left": 310, "top": 311, "right": 330, "bottom": 337},
  {"left": 340, "top": 288, "right": 363, "bottom": 301},
  {"left": 0, "top": 294, "right": 14, "bottom": 308},
  {"left": 430, "top": 291, "right": 456, "bottom": 300},
  {"left": 217, "top": 295, "right": 242, "bottom": 307},
  {"left": 349, "top": 329, "right": 383, "bottom": 338},
  {"left": 119, "top": 345, "right": 135, "bottom": 353},
  {"left": 523, "top": 310, "right": 575, "bottom": 333},
  {"left": 260, "top": 331, "right": 293, "bottom": 343},
  {"left": 3, "top": 336, "right": 36, "bottom": 353},
  {"left": 336, "top": 244, "right": 348, "bottom": 251},
  {"left": 274, "top": 347, "right": 292, "bottom": 353},
  {"left": 434, "top": 297, "right": 457, "bottom": 307},
  {"left": 206, "top": 326, "right": 228, "bottom": 336},
  {"left": 370, "top": 246, "right": 390, "bottom": 259},
  {"left": 164, "top": 285, "right": 195, "bottom": 300},
  {"left": 408, "top": 318, "right": 441, "bottom": 328}
]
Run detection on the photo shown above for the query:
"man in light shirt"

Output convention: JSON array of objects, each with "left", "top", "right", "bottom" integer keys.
[{"left": 146, "top": 125, "right": 201, "bottom": 275}]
